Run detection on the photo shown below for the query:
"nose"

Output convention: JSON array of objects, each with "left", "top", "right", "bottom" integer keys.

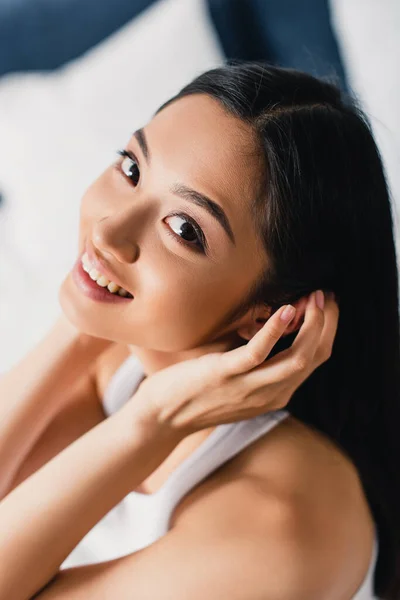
[{"left": 92, "top": 215, "right": 138, "bottom": 264}]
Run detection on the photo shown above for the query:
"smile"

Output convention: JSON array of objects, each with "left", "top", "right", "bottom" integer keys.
[{"left": 81, "top": 253, "right": 133, "bottom": 298}]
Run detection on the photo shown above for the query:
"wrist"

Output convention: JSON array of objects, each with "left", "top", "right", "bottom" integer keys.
[
  {"left": 111, "top": 402, "right": 184, "bottom": 494},
  {"left": 119, "top": 389, "right": 185, "bottom": 450}
]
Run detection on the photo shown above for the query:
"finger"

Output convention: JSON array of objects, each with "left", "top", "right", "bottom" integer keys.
[
  {"left": 220, "top": 303, "right": 297, "bottom": 377},
  {"left": 243, "top": 292, "right": 337, "bottom": 389},
  {"left": 286, "top": 289, "right": 325, "bottom": 366},
  {"left": 313, "top": 292, "right": 340, "bottom": 363}
]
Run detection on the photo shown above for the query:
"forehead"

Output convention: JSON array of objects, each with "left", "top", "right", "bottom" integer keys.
[{"left": 146, "top": 94, "right": 264, "bottom": 246}]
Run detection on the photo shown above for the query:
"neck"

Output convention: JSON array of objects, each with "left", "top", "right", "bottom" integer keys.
[{"left": 127, "top": 331, "right": 246, "bottom": 378}]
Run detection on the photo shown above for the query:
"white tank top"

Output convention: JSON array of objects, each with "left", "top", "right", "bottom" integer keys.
[{"left": 59, "top": 354, "right": 379, "bottom": 599}]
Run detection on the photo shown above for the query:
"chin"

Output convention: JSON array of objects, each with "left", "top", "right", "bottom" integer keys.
[{"left": 57, "top": 278, "right": 89, "bottom": 333}]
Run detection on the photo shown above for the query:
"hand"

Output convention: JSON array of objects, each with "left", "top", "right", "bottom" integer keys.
[{"left": 130, "top": 291, "right": 339, "bottom": 436}]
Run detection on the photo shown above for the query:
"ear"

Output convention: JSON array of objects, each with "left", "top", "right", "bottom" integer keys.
[
  {"left": 236, "top": 295, "right": 309, "bottom": 342},
  {"left": 271, "top": 294, "right": 309, "bottom": 336}
]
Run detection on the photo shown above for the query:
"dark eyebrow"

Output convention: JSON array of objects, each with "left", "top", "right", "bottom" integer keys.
[
  {"left": 133, "top": 128, "right": 150, "bottom": 163},
  {"left": 132, "top": 127, "right": 236, "bottom": 246},
  {"left": 170, "top": 184, "right": 236, "bottom": 246}
]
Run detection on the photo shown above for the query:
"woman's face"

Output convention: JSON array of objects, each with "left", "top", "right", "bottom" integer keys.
[{"left": 59, "top": 93, "right": 269, "bottom": 354}]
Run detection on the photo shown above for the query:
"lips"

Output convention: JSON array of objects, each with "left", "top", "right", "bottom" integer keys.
[
  {"left": 72, "top": 256, "right": 134, "bottom": 303},
  {"left": 85, "top": 241, "right": 133, "bottom": 297}
]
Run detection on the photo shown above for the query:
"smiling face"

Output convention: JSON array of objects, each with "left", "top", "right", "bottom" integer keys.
[{"left": 59, "top": 94, "right": 271, "bottom": 357}]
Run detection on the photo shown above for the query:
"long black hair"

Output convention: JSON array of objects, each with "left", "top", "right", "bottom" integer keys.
[{"left": 156, "top": 60, "right": 400, "bottom": 598}]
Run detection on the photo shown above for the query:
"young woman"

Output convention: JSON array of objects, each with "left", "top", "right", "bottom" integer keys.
[{"left": 0, "top": 61, "right": 398, "bottom": 599}]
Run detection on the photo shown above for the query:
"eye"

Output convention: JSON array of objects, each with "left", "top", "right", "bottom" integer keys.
[
  {"left": 165, "top": 213, "right": 206, "bottom": 253},
  {"left": 115, "top": 150, "right": 208, "bottom": 255},
  {"left": 116, "top": 149, "right": 140, "bottom": 185}
]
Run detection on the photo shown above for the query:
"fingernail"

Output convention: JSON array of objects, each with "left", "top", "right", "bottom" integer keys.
[
  {"left": 315, "top": 290, "right": 325, "bottom": 310},
  {"left": 280, "top": 304, "right": 296, "bottom": 322}
]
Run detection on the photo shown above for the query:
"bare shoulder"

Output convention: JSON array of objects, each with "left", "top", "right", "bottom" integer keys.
[
  {"left": 42, "top": 419, "right": 378, "bottom": 600},
  {"left": 172, "top": 414, "right": 376, "bottom": 598}
]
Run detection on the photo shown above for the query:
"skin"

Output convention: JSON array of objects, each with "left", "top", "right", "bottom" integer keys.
[
  {"left": 60, "top": 93, "right": 276, "bottom": 357},
  {"left": 0, "top": 94, "right": 374, "bottom": 598},
  {"left": 58, "top": 93, "right": 310, "bottom": 483}
]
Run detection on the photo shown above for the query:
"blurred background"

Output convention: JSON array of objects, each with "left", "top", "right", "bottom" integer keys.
[{"left": 0, "top": 0, "right": 399, "bottom": 373}]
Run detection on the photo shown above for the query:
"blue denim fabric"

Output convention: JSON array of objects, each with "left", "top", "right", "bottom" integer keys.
[
  {"left": 0, "top": 0, "right": 347, "bottom": 92},
  {"left": 206, "top": 0, "right": 348, "bottom": 91},
  {"left": 0, "top": 0, "right": 155, "bottom": 75}
]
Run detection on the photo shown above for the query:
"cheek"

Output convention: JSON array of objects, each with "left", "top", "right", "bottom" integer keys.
[
  {"left": 78, "top": 191, "right": 96, "bottom": 245},
  {"left": 140, "top": 265, "right": 205, "bottom": 321},
  {"left": 77, "top": 177, "right": 111, "bottom": 253},
  {"left": 79, "top": 171, "right": 111, "bottom": 220},
  {"left": 135, "top": 266, "right": 237, "bottom": 351}
]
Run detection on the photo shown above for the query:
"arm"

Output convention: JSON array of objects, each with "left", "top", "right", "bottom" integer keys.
[
  {"left": 0, "top": 398, "right": 348, "bottom": 600},
  {"left": 28, "top": 481, "right": 346, "bottom": 600},
  {"left": 0, "top": 400, "right": 182, "bottom": 600},
  {"left": 0, "top": 314, "right": 112, "bottom": 499}
]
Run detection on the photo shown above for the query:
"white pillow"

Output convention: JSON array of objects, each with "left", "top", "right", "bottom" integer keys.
[{"left": 0, "top": 0, "right": 224, "bottom": 373}]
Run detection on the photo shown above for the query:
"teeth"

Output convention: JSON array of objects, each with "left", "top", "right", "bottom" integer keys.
[{"left": 81, "top": 252, "right": 132, "bottom": 297}]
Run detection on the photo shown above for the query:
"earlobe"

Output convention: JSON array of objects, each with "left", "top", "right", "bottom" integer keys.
[
  {"left": 236, "top": 304, "right": 272, "bottom": 341},
  {"left": 236, "top": 324, "right": 262, "bottom": 342},
  {"left": 236, "top": 323, "right": 260, "bottom": 341},
  {"left": 236, "top": 295, "right": 309, "bottom": 341}
]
